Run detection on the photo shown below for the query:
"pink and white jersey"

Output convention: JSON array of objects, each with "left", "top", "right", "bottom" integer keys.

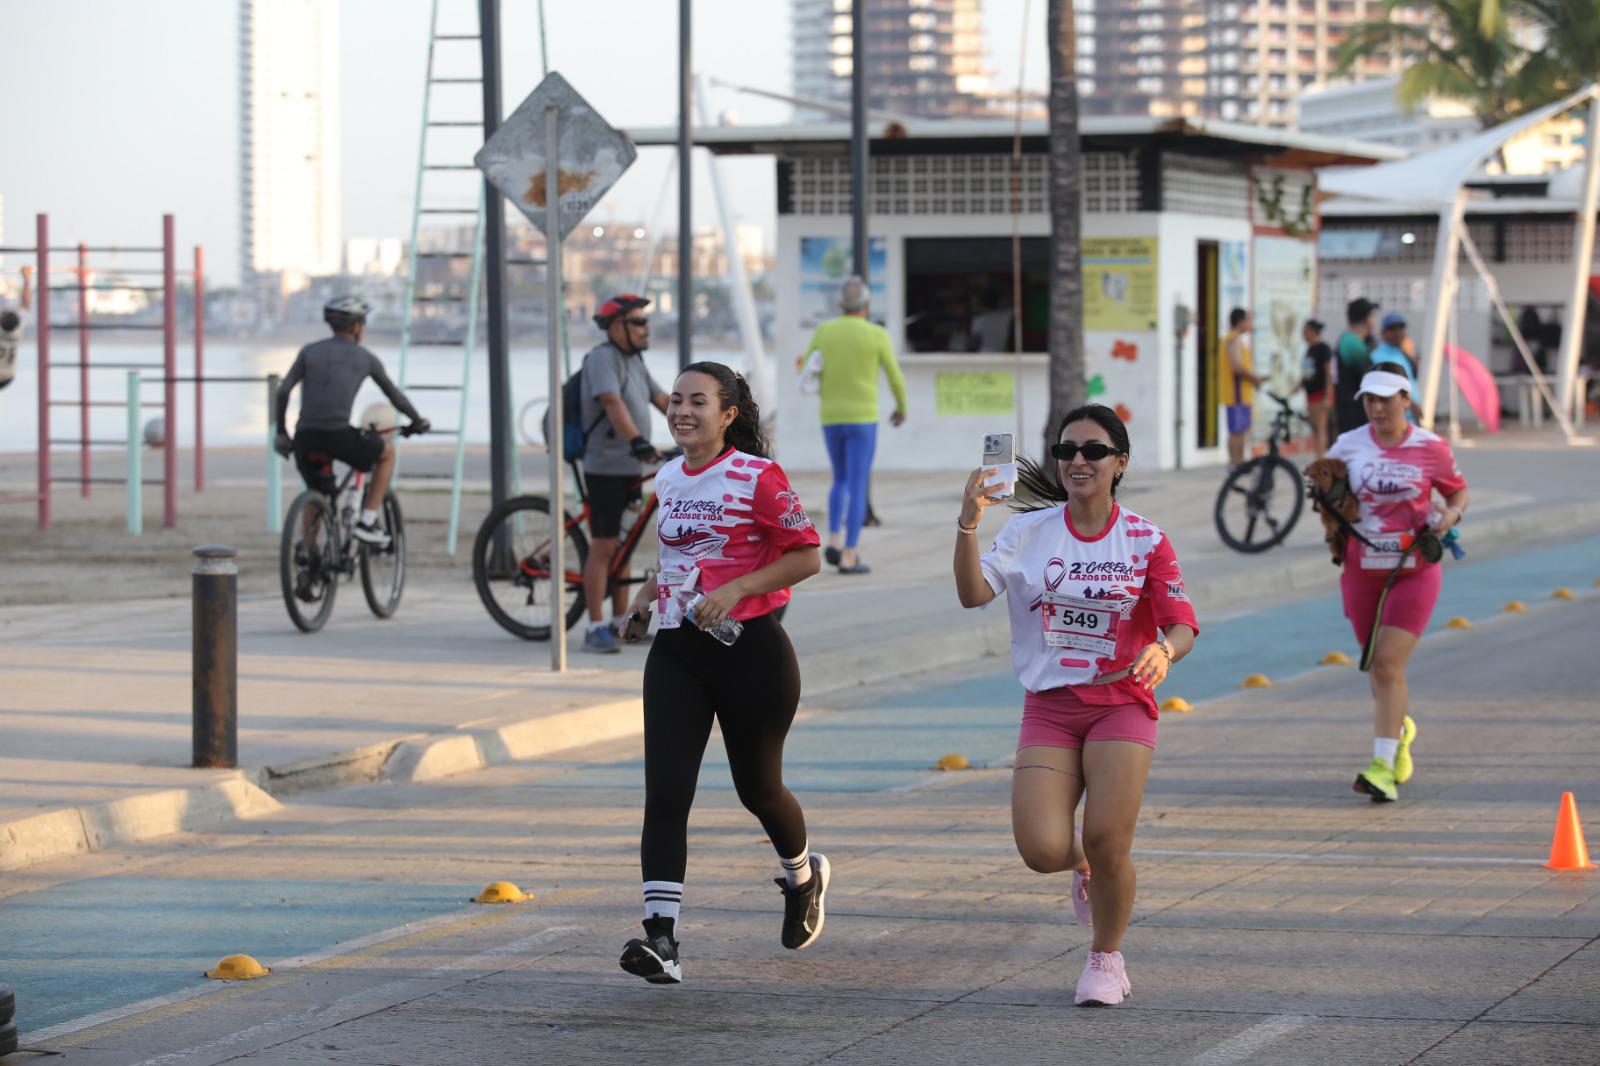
[
  {"left": 979, "top": 503, "right": 1199, "bottom": 715},
  {"left": 1325, "top": 424, "right": 1467, "bottom": 572},
  {"left": 652, "top": 447, "right": 820, "bottom": 626}
]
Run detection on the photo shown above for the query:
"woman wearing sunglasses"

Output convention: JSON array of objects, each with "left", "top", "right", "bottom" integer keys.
[{"left": 953, "top": 404, "right": 1198, "bottom": 1007}]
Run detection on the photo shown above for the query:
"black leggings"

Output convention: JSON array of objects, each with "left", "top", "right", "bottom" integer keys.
[{"left": 640, "top": 613, "right": 807, "bottom": 884}]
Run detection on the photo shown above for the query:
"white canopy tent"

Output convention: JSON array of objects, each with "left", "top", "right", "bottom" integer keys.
[{"left": 1318, "top": 85, "right": 1600, "bottom": 439}]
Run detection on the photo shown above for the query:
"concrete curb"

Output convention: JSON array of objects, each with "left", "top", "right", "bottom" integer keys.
[
  {"left": 3, "top": 497, "right": 1595, "bottom": 872},
  {"left": 0, "top": 779, "right": 281, "bottom": 873}
]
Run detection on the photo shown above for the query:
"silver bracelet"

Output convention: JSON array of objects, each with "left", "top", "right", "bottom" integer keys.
[{"left": 956, "top": 517, "right": 978, "bottom": 535}]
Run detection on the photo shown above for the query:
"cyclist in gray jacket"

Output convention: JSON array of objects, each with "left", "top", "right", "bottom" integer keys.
[{"left": 274, "top": 296, "right": 429, "bottom": 547}]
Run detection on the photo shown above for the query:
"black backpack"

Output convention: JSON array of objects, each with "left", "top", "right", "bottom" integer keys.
[{"left": 544, "top": 357, "right": 623, "bottom": 462}]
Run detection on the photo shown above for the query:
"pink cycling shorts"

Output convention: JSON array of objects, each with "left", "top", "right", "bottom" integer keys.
[
  {"left": 1018, "top": 686, "right": 1158, "bottom": 751},
  {"left": 1340, "top": 561, "right": 1442, "bottom": 648}
]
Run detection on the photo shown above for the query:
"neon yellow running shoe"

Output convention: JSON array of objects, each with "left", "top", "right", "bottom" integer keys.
[
  {"left": 1393, "top": 715, "right": 1418, "bottom": 785},
  {"left": 1353, "top": 758, "right": 1398, "bottom": 803}
]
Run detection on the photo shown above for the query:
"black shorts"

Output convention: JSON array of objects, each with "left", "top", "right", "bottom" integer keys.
[
  {"left": 586, "top": 473, "right": 640, "bottom": 539},
  {"left": 293, "top": 426, "right": 385, "bottom": 495}
]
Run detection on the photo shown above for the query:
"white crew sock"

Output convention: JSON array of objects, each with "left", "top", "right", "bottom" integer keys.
[
  {"left": 1373, "top": 737, "right": 1400, "bottom": 764},
  {"left": 360, "top": 508, "right": 378, "bottom": 525},
  {"left": 590, "top": 620, "right": 611, "bottom": 634},
  {"left": 642, "top": 880, "right": 682, "bottom": 927},
  {"left": 780, "top": 845, "right": 812, "bottom": 888}
]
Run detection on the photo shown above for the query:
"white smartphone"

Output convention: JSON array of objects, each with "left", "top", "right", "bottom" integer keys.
[{"left": 982, "top": 432, "right": 1016, "bottom": 500}]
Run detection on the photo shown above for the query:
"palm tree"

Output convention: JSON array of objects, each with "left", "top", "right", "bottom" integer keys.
[
  {"left": 1334, "top": 0, "right": 1565, "bottom": 127},
  {"left": 1511, "top": 0, "right": 1600, "bottom": 92},
  {"left": 1046, "top": 0, "right": 1086, "bottom": 452}
]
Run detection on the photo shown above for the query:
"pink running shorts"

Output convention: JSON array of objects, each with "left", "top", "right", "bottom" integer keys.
[
  {"left": 1018, "top": 686, "right": 1158, "bottom": 751},
  {"left": 1340, "top": 561, "right": 1442, "bottom": 648}
]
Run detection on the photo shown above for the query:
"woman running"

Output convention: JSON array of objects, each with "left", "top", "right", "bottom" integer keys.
[
  {"left": 953, "top": 404, "right": 1198, "bottom": 1007},
  {"left": 1326, "top": 369, "right": 1468, "bottom": 803},
  {"left": 616, "top": 361, "right": 826, "bottom": 985}
]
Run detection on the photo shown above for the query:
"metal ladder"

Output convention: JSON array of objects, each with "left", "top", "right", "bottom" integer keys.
[{"left": 396, "top": 0, "right": 487, "bottom": 555}]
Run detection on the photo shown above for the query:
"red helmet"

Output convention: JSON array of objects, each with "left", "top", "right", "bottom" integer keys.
[{"left": 593, "top": 294, "right": 651, "bottom": 328}]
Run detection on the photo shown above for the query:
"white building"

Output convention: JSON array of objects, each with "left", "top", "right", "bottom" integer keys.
[
  {"left": 1298, "top": 77, "right": 1586, "bottom": 175},
  {"left": 239, "top": 0, "right": 342, "bottom": 291},
  {"left": 634, "top": 117, "right": 1396, "bottom": 471},
  {"left": 344, "top": 238, "right": 405, "bottom": 278}
]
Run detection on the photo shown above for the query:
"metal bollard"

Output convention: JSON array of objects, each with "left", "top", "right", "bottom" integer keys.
[{"left": 192, "top": 546, "right": 238, "bottom": 768}]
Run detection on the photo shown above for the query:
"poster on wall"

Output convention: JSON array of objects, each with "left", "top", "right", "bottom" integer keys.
[
  {"left": 1219, "top": 240, "right": 1248, "bottom": 318},
  {"left": 799, "top": 236, "right": 887, "bottom": 329},
  {"left": 935, "top": 372, "right": 1014, "bottom": 416},
  {"left": 1251, "top": 235, "right": 1317, "bottom": 425},
  {"left": 1082, "top": 238, "right": 1158, "bottom": 332}
]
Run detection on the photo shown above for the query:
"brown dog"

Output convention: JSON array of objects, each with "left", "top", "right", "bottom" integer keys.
[{"left": 1304, "top": 457, "right": 1360, "bottom": 565}]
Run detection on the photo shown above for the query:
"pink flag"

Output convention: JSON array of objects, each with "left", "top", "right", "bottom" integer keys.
[{"left": 1444, "top": 344, "right": 1501, "bottom": 433}]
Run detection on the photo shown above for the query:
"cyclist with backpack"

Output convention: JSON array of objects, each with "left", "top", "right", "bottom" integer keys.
[{"left": 578, "top": 294, "right": 670, "bottom": 654}]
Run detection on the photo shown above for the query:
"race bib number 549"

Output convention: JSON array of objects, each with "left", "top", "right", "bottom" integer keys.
[{"left": 1041, "top": 593, "right": 1119, "bottom": 657}]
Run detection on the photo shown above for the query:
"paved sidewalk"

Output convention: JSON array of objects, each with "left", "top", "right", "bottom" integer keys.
[
  {"left": 2, "top": 434, "right": 1597, "bottom": 871},
  {"left": 11, "top": 594, "right": 1600, "bottom": 1064}
]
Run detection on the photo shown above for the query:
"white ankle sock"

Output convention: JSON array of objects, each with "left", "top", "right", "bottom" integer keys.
[
  {"left": 360, "top": 508, "right": 378, "bottom": 525},
  {"left": 643, "top": 880, "right": 682, "bottom": 926},
  {"left": 780, "top": 846, "right": 812, "bottom": 888},
  {"left": 1374, "top": 737, "right": 1399, "bottom": 763}
]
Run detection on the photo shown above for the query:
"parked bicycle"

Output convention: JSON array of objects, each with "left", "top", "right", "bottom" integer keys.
[
  {"left": 1214, "top": 392, "right": 1308, "bottom": 553},
  {"left": 472, "top": 451, "right": 682, "bottom": 641},
  {"left": 278, "top": 423, "right": 425, "bottom": 632}
]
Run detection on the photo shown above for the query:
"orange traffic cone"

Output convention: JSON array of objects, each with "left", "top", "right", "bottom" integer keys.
[{"left": 1544, "top": 792, "right": 1597, "bottom": 871}]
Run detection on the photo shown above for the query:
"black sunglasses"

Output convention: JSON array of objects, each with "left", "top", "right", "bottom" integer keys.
[
  {"left": 624, "top": 317, "right": 650, "bottom": 327},
  {"left": 1050, "top": 441, "right": 1122, "bottom": 462}
]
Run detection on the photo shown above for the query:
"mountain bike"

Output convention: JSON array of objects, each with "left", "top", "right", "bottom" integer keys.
[
  {"left": 472, "top": 451, "right": 682, "bottom": 641},
  {"left": 278, "top": 424, "right": 424, "bottom": 632},
  {"left": 1214, "top": 392, "right": 1308, "bottom": 553}
]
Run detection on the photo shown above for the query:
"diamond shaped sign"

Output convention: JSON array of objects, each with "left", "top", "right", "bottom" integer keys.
[{"left": 475, "top": 72, "right": 637, "bottom": 241}]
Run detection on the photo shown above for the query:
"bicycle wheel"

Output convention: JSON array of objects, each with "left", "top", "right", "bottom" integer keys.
[
  {"left": 1214, "top": 455, "right": 1305, "bottom": 553},
  {"left": 359, "top": 490, "right": 405, "bottom": 619},
  {"left": 472, "top": 494, "right": 589, "bottom": 640},
  {"left": 280, "top": 492, "right": 338, "bottom": 632}
]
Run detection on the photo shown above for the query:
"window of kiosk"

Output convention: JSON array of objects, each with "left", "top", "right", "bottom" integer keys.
[{"left": 904, "top": 237, "right": 1049, "bottom": 354}]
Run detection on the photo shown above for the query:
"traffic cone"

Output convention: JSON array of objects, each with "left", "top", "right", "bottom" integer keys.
[{"left": 1543, "top": 792, "right": 1597, "bottom": 871}]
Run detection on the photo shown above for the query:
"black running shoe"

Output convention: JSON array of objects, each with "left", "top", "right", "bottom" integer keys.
[
  {"left": 774, "top": 853, "right": 830, "bottom": 950},
  {"left": 619, "top": 917, "right": 682, "bottom": 984}
]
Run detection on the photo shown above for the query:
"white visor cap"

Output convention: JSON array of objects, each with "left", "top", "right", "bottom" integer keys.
[{"left": 1355, "top": 369, "right": 1411, "bottom": 399}]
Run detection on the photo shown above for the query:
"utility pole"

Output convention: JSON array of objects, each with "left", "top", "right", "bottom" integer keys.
[
  {"left": 479, "top": 0, "right": 512, "bottom": 511},
  {"left": 851, "top": 0, "right": 868, "bottom": 282},
  {"left": 678, "top": 0, "right": 693, "bottom": 369}
]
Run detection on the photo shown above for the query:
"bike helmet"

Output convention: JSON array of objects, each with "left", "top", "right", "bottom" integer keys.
[
  {"left": 593, "top": 294, "right": 650, "bottom": 329},
  {"left": 323, "top": 295, "right": 372, "bottom": 332}
]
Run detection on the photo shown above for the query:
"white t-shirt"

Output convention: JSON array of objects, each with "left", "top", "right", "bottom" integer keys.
[{"left": 979, "top": 502, "right": 1199, "bottom": 713}]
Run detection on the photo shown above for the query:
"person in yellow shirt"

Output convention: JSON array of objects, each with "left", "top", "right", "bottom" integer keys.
[
  {"left": 799, "top": 277, "right": 907, "bottom": 574},
  {"left": 1220, "top": 307, "right": 1262, "bottom": 469}
]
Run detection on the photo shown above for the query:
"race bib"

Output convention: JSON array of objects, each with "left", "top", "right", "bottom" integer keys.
[
  {"left": 656, "top": 568, "right": 700, "bottom": 629},
  {"left": 1360, "top": 535, "right": 1418, "bottom": 570},
  {"left": 1040, "top": 593, "right": 1119, "bottom": 657}
]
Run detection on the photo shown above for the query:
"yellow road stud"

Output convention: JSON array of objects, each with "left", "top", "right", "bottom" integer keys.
[
  {"left": 206, "top": 954, "right": 269, "bottom": 980},
  {"left": 1445, "top": 617, "right": 1473, "bottom": 630},
  {"left": 1553, "top": 588, "right": 1575, "bottom": 601},
  {"left": 1502, "top": 601, "right": 1527, "bottom": 613},
  {"left": 474, "top": 881, "right": 531, "bottom": 904},
  {"left": 1159, "top": 697, "right": 1192, "bottom": 713},
  {"left": 934, "top": 753, "right": 971, "bottom": 771},
  {"left": 1240, "top": 673, "right": 1272, "bottom": 689},
  {"left": 1320, "top": 651, "right": 1351, "bottom": 666}
]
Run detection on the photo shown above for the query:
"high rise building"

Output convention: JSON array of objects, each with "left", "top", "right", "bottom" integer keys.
[
  {"left": 1078, "top": 0, "right": 1421, "bottom": 128},
  {"left": 239, "top": 0, "right": 342, "bottom": 291},
  {"left": 791, "top": 0, "right": 999, "bottom": 120}
]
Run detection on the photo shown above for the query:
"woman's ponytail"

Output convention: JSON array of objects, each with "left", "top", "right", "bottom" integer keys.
[{"left": 682, "top": 361, "right": 770, "bottom": 458}]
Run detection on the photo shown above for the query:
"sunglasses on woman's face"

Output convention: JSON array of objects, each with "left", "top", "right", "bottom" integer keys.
[{"left": 1050, "top": 440, "right": 1121, "bottom": 462}]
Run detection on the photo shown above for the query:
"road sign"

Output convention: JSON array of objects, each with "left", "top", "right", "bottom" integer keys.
[{"left": 474, "top": 72, "right": 637, "bottom": 240}]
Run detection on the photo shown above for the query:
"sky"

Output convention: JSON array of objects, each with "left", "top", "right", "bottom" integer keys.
[{"left": 0, "top": 0, "right": 1047, "bottom": 287}]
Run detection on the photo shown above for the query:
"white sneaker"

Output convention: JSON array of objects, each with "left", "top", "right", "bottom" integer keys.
[
  {"left": 351, "top": 520, "right": 391, "bottom": 548},
  {"left": 1074, "top": 950, "right": 1131, "bottom": 1006}
]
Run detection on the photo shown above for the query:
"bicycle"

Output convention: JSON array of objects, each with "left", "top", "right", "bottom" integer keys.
[
  {"left": 278, "top": 423, "right": 425, "bottom": 632},
  {"left": 472, "top": 450, "right": 682, "bottom": 641},
  {"left": 1214, "top": 392, "right": 1309, "bottom": 553}
]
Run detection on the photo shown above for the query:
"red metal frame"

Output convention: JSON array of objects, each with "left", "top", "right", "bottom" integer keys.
[{"left": 162, "top": 214, "right": 177, "bottom": 528}]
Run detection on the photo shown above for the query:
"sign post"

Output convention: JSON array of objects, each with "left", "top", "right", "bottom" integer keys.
[{"left": 476, "top": 72, "right": 637, "bottom": 672}]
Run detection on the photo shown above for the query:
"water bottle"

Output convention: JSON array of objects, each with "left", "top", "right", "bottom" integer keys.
[{"left": 685, "top": 593, "right": 743, "bottom": 646}]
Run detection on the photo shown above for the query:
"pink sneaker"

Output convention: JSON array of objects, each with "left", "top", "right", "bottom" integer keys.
[
  {"left": 1071, "top": 869, "right": 1093, "bottom": 927},
  {"left": 1074, "top": 950, "right": 1131, "bottom": 1006}
]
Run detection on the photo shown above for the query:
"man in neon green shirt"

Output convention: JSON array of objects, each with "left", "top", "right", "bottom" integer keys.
[{"left": 801, "top": 277, "right": 907, "bottom": 574}]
